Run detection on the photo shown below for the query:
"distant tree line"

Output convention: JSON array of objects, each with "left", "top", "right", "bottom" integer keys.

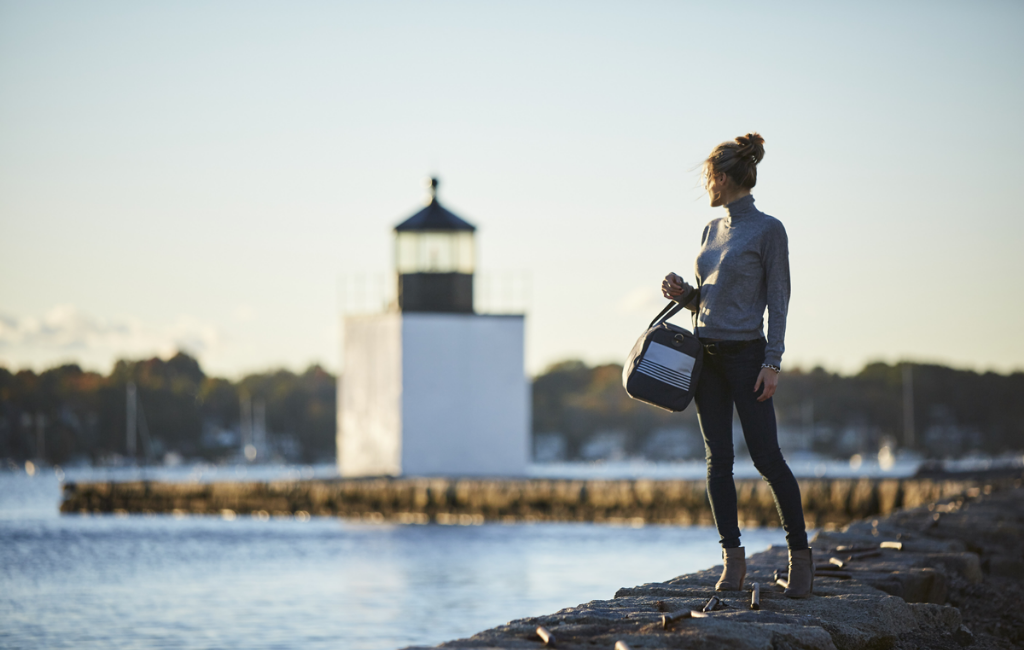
[
  {"left": 533, "top": 360, "right": 1024, "bottom": 460},
  {"left": 2, "top": 353, "right": 1021, "bottom": 466},
  {"left": 532, "top": 361, "right": 698, "bottom": 459},
  {"left": 0, "top": 353, "right": 336, "bottom": 465}
]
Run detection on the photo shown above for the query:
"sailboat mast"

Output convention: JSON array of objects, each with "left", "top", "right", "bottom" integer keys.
[{"left": 126, "top": 381, "right": 137, "bottom": 459}]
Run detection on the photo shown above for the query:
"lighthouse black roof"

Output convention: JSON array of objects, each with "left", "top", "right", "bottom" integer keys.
[{"left": 394, "top": 178, "right": 476, "bottom": 232}]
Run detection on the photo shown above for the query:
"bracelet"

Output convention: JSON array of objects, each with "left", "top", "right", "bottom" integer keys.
[{"left": 761, "top": 363, "right": 781, "bottom": 373}]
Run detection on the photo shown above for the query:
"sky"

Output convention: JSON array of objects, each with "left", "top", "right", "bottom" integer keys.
[{"left": 1, "top": 0, "right": 1023, "bottom": 379}]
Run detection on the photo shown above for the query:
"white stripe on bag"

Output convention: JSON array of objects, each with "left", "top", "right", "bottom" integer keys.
[
  {"left": 643, "top": 342, "right": 697, "bottom": 375},
  {"left": 637, "top": 360, "right": 690, "bottom": 391},
  {"left": 640, "top": 361, "right": 690, "bottom": 384}
]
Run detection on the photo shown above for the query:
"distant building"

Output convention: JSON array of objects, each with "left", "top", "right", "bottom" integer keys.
[
  {"left": 533, "top": 433, "right": 567, "bottom": 462},
  {"left": 579, "top": 430, "right": 628, "bottom": 462},
  {"left": 337, "top": 179, "right": 530, "bottom": 477},
  {"left": 642, "top": 427, "right": 703, "bottom": 460}
]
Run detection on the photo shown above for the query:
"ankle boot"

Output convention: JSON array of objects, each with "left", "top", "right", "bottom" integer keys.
[
  {"left": 715, "top": 547, "right": 746, "bottom": 591},
  {"left": 784, "top": 548, "right": 813, "bottom": 598}
]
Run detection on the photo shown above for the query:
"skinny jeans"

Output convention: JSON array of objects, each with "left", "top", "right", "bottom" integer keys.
[{"left": 695, "top": 337, "right": 808, "bottom": 551}]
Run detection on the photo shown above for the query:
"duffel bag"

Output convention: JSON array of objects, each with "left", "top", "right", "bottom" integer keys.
[{"left": 622, "top": 300, "right": 703, "bottom": 412}]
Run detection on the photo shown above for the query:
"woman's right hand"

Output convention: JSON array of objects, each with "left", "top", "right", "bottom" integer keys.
[{"left": 662, "top": 272, "right": 693, "bottom": 302}]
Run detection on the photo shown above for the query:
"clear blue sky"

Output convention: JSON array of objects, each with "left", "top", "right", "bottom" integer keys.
[{"left": 2, "top": 0, "right": 1022, "bottom": 378}]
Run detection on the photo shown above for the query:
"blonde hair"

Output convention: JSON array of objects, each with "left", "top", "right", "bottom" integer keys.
[{"left": 702, "top": 132, "right": 765, "bottom": 190}]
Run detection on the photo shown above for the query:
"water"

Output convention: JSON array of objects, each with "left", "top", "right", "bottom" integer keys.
[
  {"left": 1, "top": 464, "right": 818, "bottom": 650},
  {"left": 527, "top": 456, "right": 923, "bottom": 480}
]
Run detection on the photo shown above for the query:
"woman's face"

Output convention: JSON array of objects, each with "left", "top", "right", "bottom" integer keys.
[{"left": 707, "top": 171, "right": 729, "bottom": 207}]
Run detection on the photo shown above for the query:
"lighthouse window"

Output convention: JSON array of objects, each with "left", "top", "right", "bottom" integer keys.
[{"left": 396, "top": 232, "right": 474, "bottom": 274}]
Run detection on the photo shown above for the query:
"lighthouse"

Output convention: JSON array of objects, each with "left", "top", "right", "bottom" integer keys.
[{"left": 337, "top": 178, "right": 530, "bottom": 477}]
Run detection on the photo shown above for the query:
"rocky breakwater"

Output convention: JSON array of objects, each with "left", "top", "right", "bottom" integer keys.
[
  {"left": 59, "top": 476, "right": 1017, "bottom": 529},
  {"left": 404, "top": 481, "right": 1024, "bottom": 650}
]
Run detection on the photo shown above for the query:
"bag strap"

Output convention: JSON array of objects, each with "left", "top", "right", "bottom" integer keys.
[
  {"left": 649, "top": 286, "right": 699, "bottom": 329},
  {"left": 692, "top": 276, "right": 702, "bottom": 334},
  {"left": 648, "top": 300, "right": 686, "bottom": 329}
]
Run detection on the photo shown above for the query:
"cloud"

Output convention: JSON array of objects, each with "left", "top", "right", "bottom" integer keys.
[
  {"left": 0, "top": 305, "right": 223, "bottom": 360},
  {"left": 616, "top": 286, "right": 666, "bottom": 315}
]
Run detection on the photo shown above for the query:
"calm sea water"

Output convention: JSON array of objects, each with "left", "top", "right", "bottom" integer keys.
[{"left": 0, "top": 461, "right": 888, "bottom": 650}]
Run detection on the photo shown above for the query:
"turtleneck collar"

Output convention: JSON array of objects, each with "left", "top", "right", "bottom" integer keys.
[{"left": 724, "top": 194, "right": 757, "bottom": 225}]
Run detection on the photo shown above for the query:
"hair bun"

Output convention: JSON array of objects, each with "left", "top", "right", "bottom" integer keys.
[{"left": 735, "top": 132, "right": 765, "bottom": 164}]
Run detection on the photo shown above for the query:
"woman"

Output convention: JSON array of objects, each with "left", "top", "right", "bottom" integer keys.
[{"left": 662, "top": 133, "right": 812, "bottom": 598}]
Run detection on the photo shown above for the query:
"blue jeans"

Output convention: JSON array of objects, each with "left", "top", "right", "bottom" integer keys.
[{"left": 695, "top": 338, "right": 808, "bottom": 551}]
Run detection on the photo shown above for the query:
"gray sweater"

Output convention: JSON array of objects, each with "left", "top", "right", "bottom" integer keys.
[{"left": 688, "top": 194, "right": 790, "bottom": 368}]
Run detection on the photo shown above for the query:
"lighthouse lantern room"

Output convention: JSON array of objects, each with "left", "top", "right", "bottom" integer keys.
[{"left": 395, "top": 178, "right": 476, "bottom": 313}]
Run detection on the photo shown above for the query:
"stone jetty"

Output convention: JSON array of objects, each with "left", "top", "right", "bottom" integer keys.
[
  {"left": 404, "top": 480, "right": 1024, "bottom": 650},
  {"left": 59, "top": 476, "right": 1017, "bottom": 530}
]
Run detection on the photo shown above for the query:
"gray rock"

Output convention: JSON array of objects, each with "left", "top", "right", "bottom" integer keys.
[
  {"left": 924, "top": 553, "right": 983, "bottom": 584},
  {"left": 985, "top": 555, "right": 1024, "bottom": 579},
  {"left": 867, "top": 567, "right": 948, "bottom": 604},
  {"left": 953, "top": 624, "right": 974, "bottom": 647}
]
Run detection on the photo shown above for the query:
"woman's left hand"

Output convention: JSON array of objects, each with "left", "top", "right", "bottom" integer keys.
[{"left": 754, "top": 367, "right": 778, "bottom": 402}]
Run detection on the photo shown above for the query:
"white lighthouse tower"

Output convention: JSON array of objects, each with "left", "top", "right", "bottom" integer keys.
[{"left": 337, "top": 178, "right": 530, "bottom": 477}]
